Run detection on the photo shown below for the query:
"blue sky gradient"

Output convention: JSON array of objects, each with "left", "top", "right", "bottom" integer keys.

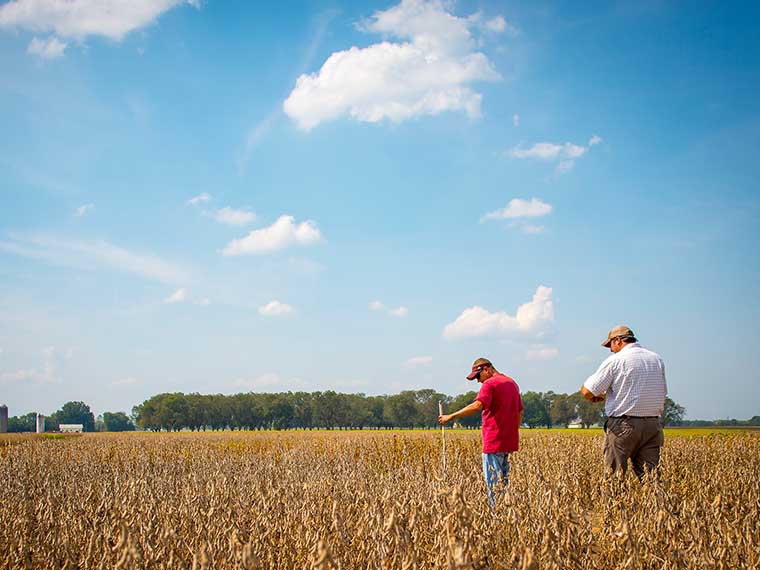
[{"left": 1, "top": 0, "right": 758, "bottom": 420}]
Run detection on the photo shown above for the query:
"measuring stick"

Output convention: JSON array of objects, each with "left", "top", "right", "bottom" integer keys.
[{"left": 438, "top": 400, "right": 446, "bottom": 479}]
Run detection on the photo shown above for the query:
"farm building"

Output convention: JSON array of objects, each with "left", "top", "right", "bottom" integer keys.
[{"left": 59, "top": 424, "right": 84, "bottom": 433}]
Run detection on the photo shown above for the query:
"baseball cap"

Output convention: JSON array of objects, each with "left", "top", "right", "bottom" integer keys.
[
  {"left": 466, "top": 358, "right": 491, "bottom": 380},
  {"left": 602, "top": 325, "right": 635, "bottom": 347}
]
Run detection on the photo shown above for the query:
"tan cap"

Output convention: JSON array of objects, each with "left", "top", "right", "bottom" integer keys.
[{"left": 602, "top": 325, "right": 635, "bottom": 348}]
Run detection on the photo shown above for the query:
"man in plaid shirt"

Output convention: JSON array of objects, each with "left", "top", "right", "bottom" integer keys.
[{"left": 581, "top": 325, "right": 667, "bottom": 479}]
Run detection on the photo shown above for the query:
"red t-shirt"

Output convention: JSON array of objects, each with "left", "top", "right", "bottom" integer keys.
[{"left": 476, "top": 373, "right": 523, "bottom": 453}]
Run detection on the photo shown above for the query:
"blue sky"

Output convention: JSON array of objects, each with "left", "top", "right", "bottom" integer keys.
[{"left": 1, "top": 0, "right": 758, "bottom": 420}]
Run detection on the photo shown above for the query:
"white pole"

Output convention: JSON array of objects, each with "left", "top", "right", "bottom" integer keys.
[{"left": 438, "top": 400, "right": 446, "bottom": 479}]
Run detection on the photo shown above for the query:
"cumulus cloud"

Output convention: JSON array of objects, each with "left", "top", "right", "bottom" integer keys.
[
  {"left": 222, "top": 215, "right": 323, "bottom": 256},
  {"left": 443, "top": 285, "right": 554, "bottom": 340},
  {"left": 509, "top": 135, "right": 602, "bottom": 172},
  {"left": 481, "top": 198, "right": 552, "bottom": 222},
  {"left": 186, "top": 192, "right": 211, "bottom": 206},
  {"left": 213, "top": 207, "right": 256, "bottom": 227},
  {"left": 406, "top": 355, "right": 433, "bottom": 367},
  {"left": 258, "top": 300, "right": 294, "bottom": 317},
  {"left": 75, "top": 203, "right": 95, "bottom": 217},
  {"left": 283, "top": 0, "right": 505, "bottom": 131},
  {"left": 0, "top": 0, "right": 199, "bottom": 42},
  {"left": 370, "top": 300, "right": 409, "bottom": 318},
  {"left": 0, "top": 233, "right": 189, "bottom": 284},
  {"left": 525, "top": 345, "right": 559, "bottom": 361},
  {"left": 27, "top": 35, "right": 66, "bottom": 58},
  {"left": 164, "top": 288, "right": 187, "bottom": 304}
]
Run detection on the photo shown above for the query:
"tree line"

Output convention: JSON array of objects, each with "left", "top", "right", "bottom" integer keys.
[{"left": 5, "top": 390, "right": 716, "bottom": 433}]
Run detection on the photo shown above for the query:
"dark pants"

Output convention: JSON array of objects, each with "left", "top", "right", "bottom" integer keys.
[{"left": 604, "top": 416, "right": 663, "bottom": 479}]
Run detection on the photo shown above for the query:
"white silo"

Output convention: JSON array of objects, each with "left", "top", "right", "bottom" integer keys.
[
  {"left": 0, "top": 405, "right": 7, "bottom": 433},
  {"left": 36, "top": 413, "right": 45, "bottom": 434}
]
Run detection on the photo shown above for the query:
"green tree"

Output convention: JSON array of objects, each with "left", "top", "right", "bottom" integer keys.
[
  {"left": 448, "top": 391, "right": 480, "bottom": 428},
  {"left": 103, "top": 412, "right": 135, "bottom": 432},
  {"left": 571, "top": 392, "right": 604, "bottom": 427},
  {"left": 7, "top": 412, "right": 37, "bottom": 432},
  {"left": 522, "top": 392, "right": 551, "bottom": 428},
  {"left": 549, "top": 393, "right": 575, "bottom": 427},
  {"left": 662, "top": 397, "right": 686, "bottom": 426},
  {"left": 53, "top": 401, "right": 95, "bottom": 432}
]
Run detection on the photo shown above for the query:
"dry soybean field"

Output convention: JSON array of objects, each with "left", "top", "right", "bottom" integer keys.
[{"left": 1, "top": 430, "right": 759, "bottom": 569}]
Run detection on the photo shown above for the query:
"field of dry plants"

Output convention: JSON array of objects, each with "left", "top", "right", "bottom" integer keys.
[{"left": 1, "top": 430, "right": 759, "bottom": 569}]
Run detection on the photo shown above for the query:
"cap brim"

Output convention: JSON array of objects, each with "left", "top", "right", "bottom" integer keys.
[
  {"left": 602, "top": 339, "right": 612, "bottom": 348},
  {"left": 466, "top": 371, "right": 479, "bottom": 380}
]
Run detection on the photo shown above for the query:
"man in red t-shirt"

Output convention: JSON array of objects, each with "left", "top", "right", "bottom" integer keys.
[{"left": 438, "top": 357, "right": 524, "bottom": 505}]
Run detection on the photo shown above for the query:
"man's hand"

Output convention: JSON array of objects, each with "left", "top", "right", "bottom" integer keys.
[{"left": 438, "top": 414, "right": 454, "bottom": 425}]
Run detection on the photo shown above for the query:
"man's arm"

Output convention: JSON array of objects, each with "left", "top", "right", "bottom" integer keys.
[
  {"left": 438, "top": 400, "right": 483, "bottom": 425},
  {"left": 581, "top": 385, "right": 605, "bottom": 403}
]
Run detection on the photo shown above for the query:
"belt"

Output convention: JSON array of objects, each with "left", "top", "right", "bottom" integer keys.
[{"left": 610, "top": 415, "right": 658, "bottom": 419}]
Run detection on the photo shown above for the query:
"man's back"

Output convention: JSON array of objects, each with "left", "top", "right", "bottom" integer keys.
[
  {"left": 590, "top": 343, "right": 667, "bottom": 417},
  {"left": 476, "top": 374, "right": 522, "bottom": 453}
]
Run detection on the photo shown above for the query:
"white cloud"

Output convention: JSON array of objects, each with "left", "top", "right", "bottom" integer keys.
[
  {"left": 74, "top": 203, "right": 95, "bottom": 217},
  {"left": 0, "top": 0, "right": 199, "bottom": 42},
  {"left": 370, "top": 300, "right": 409, "bottom": 317},
  {"left": 187, "top": 192, "right": 211, "bottom": 206},
  {"left": 481, "top": 198, "right": 552, "bottom": 222},
  {"left": 0, "top": 233, "right": 189, "bottom": 284},
  {"left": 443, "top": 285, "right": 554, "bottom": 340},
  {"left": 213, "top": 207, "right": 256, "bottom": 227},
  {"left": 522, "top": 224, "right": 545, "bottom": 235},
  {"left": 513, "top": 113, "right": 520, "bottom": 127},
  {"left": 283, "top": 0, "right": 502, "bottom": 131},
  {"left": 222, "top": 215, "right": 323, "bottom": 256},
  {"left": 195, "top": 298, "right": 210, "bottom": 306},
  {"left": 406, "top": 355, "right": 433, "bottom": 367},
  {"left": 525, "top": 345, "right": 559, "bottom": 361},
  {"left": 164, "top": 288, "right": 187, "bottom": 304},
  {"left": 258, "top": 300, "right": 294, "bottom": 317},
  {"left": 27, "top": 35, "right": 66, "bottom": 58},
  {"left": 508, "top": 136, "right": 602, "bottom": 172},
  {"left": 390, "top": 306, "right": 409, "bottom": 317}
]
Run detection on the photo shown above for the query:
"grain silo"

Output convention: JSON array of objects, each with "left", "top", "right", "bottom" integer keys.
[
  {"left": 0, "top": 405, "right": 7, "bottom": 433},
  {"left": 36, "top": 413, "right": 45, "bottom": 434}
]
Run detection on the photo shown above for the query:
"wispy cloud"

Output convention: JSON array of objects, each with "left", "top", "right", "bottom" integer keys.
[
  {"left": 283, "top": 0, "right": 505, "bottom": 131},
  {"left": 75, "top": 203, "right": 95, "bottom": 217},
  {"left": 0, "top": 346, "right": 61, "bottom": 384},
  {"left": 509, "top": 135, "right": 602, "bottom": 172},
  {"left": 525, "top": 345, "right": 559, "bottom": 361},
  {"left": 164, "top": 288, "right": 187, "bottom": 304},
  {"left": 258, "top": 300, "right": 294, "bottom": 317},
  {"left": 481, "top": 198, "right": 552, "bottom": 222},
  {"left": 0, "top": 233, "right": 189, "bottom": 284},
  {"left": 213, "top": 207, "right": 256, "bottom": 227},
  {"left": 0, "top": 0, "right": 200, "bottom": 59},
  {"left": 369, "top": 300, "right": 409, "bottom": 318},
  {"left": 27, "top": 35, "right": 66, "bottom": 59},
  {"left": 443, "top": 285, "right": 554, "bottom": 340},
  {"left": 222, "top": 215, "right": 323, "bottom": 256},
  {"left": 512, "top": 113, "right": 520, "bottom": 127},
  {"left": 187, "top": 192, "right": 211, "bottom": 206},
  {"left": 112, "top": 376, "right": 139, "bottom": 387},
  {"left": 405, "top": 355, "right": 433, "bottom": 367}
]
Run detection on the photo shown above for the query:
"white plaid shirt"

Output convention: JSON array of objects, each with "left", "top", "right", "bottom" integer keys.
[{"left": 583, "top": 343, "right": 667, "bottom": 417}]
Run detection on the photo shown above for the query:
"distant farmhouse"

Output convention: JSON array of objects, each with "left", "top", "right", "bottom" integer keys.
[{"left": 59, "top": 424, "right": 84, "bottom": 433}]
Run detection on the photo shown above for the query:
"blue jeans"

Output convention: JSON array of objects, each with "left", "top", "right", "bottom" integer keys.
[{"left": 482, "top": 452, "right": 510, "bottom": 506}]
